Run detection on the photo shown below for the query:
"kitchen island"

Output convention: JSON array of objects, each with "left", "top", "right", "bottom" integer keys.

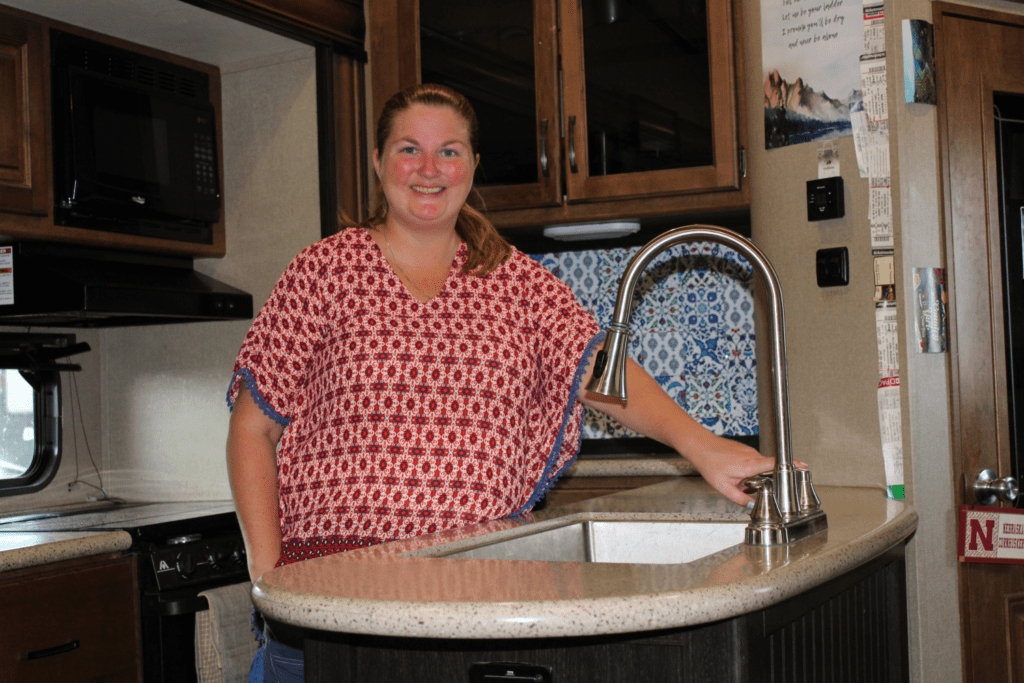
[{"left": 253, "top": 479, "right": 917, "bottom": 682}]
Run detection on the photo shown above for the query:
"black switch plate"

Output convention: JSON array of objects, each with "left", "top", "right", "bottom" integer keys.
[
  {"left": 807, "top": 177, "right": 845, "bottom": 221},
  {"left": 816, "top": 247, "right": 849, "bottom": 287}
]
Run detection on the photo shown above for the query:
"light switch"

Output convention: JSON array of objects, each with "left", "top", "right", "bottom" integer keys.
[{"left": 816, "top": 247, "right": 849, "bottom": 287}]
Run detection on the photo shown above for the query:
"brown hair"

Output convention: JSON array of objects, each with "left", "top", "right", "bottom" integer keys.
[{"left": 360, "top": 83, "right": 512, "bottom": 276}]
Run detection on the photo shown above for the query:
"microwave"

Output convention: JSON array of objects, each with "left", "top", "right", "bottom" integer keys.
[{"left": 50, "top": 30, "right": 220, "bottom": 244}]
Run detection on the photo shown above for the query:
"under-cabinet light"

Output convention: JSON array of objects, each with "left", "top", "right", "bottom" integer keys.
[{"left": 542, "top": 221, "right": 641, "bottom": 241}]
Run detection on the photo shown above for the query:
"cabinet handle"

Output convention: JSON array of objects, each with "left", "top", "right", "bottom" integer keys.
[
  {"left": 539, "top": 119, "right": 550, "bottom": 177},
  {"left": 568, "top": 115, "right": 579, "bottom": 173},
  {"left": 21, "top": 639, "right": 80, "bottom": 661}
]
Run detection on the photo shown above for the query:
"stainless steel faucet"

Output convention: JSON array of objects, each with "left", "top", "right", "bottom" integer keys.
[{"left": 585, "top": 225, "right": 827, "bottom": 546}]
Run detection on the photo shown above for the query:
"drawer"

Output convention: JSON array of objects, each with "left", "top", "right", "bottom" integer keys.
[{"left": 0, "top": 554, "right": 140, "bottom": 683}]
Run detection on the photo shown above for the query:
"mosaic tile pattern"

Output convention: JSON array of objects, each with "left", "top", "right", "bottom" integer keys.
[{"left": 531, "top": 242, "right": 758, "bottom": 438}]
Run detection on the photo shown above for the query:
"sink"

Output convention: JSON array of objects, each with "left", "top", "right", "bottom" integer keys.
[{"left": 431, "top": 520, "right": 747, "bottom": 564}]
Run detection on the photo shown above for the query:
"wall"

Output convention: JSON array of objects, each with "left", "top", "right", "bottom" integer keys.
[
  {"left": 0, "top": 42, "right": 321, "bottom": 512},
  {"left": 744, "top": 1, "right": 1024, "bottom": 682},
  {"left": 99, "top": 47, "right": 321, "bottom": 502}
]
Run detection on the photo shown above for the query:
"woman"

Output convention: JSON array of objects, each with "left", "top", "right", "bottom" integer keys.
[{"left": 227, "top": 83, "right": 773, "bottom": 681}]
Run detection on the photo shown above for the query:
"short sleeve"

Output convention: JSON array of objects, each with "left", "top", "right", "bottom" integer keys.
[
  {"left": 226, "top": 240, "right": 335, "bottom": 425},
  {"left": 517, "top": 261, "right": 603, "bottom": 510}
]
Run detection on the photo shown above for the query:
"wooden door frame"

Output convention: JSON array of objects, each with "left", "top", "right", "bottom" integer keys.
[{"left": 934, "top": 4, "right": 1024, "bottom": 680}]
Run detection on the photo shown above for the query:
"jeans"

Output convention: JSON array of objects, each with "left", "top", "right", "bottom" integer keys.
[{"left": 247, "top": 610, "right": 305, "bottom": 683}]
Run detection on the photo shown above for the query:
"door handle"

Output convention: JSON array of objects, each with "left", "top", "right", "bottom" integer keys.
[{"left": 974, "top": 468, "right": 1019, "bottom": 505}]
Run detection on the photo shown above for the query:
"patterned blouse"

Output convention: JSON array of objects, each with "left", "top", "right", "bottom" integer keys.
[{"left": 228, "top": 228, "right": 601, "bottom": 565}]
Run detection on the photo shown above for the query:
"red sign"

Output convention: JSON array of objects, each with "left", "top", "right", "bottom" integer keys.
[{"left": 958, "top": 505, "right": 1024, "bottom": 564}]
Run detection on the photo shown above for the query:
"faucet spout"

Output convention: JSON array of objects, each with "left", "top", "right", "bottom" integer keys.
[{"left": 585, "top": 225, "right": 805, "bottom": 522}]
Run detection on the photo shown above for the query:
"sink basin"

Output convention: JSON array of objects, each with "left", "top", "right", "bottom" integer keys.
[{"left": 432, "top": 520, "right": 747, "bottom": 565}]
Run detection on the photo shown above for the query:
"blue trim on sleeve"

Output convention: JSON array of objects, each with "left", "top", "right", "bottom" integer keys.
[
  {"left": 227, "top": 368, "right": 290, "bottom": 427},
  {"left": 513, "top": 330, "right": 606, "bottom": 515}
]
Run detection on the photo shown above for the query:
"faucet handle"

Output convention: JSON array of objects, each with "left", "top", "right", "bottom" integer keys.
[
  {"left": 741, "top": 474, "right": 784, "bottom": 525},
  {"left": 794, "top": 468, "right": 821, "bottom": 511}
]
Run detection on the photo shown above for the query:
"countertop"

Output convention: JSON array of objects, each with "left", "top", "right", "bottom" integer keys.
[
  {"left": 562, "top": 455, "right": 696, "bottom": 477},
  {"left": 0, "top": 460, "right": 681, "bottom": 574},
  {"left": 0, "top": 501, "right": 237, "bottom": 573},
  {"left": 252, "top": 479, "right": 917, "bottom": 640}
]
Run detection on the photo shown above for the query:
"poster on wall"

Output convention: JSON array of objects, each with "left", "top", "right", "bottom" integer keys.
[{"left": 762, "top": 0, "right": 865, "bottom": 149}]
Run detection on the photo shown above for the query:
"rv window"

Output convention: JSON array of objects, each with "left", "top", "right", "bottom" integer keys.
[
  {"left": 0, "top": 334, "right": 81, "bottom": 498},
  {"left": 0, "top": 369, "right": 37, "bottom": 478}
]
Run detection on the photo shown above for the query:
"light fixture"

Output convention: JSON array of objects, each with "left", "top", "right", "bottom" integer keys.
[{"left": 542, "top": 221, "right": 641, "bottom": 241}]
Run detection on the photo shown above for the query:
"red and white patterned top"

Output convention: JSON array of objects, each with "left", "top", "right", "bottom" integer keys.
[{"left": 228, "top": 228, "right": 601, "bottom": 565}]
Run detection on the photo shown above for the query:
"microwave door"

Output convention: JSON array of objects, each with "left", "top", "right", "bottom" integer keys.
[{"left": 69, "top": 72, "right": 203, "bottom": 221}]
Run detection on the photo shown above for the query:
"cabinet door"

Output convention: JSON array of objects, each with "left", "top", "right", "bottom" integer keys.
[
  {"left": 0, "top": 11, "right": 47, "bottom": 218},
  {"left": 559, "top": 0, "right": 740, "bottom": 203},
  {"left": 418, "top": 0, "right": 561, "bottom": 211},
  {"left": 0, "top": 554, "right": 141, "bottom": 683}
]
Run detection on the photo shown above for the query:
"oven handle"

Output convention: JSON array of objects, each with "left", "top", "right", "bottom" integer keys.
[{"left": 141, "top": 594, "right": 210, "bottom": 617}]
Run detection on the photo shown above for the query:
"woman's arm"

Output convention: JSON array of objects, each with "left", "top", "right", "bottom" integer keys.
[
  {"left": 227, "top": 385, "right": 286, "bottom": 582},
  {"left": 578, "top": 356, "right": 779, "bottom": 507}
]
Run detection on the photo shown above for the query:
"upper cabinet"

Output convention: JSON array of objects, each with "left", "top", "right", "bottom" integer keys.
[
  {"left": 368, "top": 0, "right": 747, "bottom": 232},
  {"left": 0, "top": 11, "right": 47, "bottom": 219}
]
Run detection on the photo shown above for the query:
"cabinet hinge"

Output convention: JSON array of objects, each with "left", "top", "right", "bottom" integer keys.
[{"left": 740, "top": 146, "right": 747, "bottom": 179}]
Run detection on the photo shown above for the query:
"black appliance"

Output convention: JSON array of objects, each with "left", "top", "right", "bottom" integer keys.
[
  {"left": 129, "top": 510, "right": 249, "bottom": 683},
  {"left": 50, "top": 29, "right": 220, "bottom": 245},
  {"left": 0, "top": 242, "right": 253, "bottom": 327}
]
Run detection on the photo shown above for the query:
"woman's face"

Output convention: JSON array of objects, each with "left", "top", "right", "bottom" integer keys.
[{"left": 373, "top": 103, "right": 479, "bottom": 233}]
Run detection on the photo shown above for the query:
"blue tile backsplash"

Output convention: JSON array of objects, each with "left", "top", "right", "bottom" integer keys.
[{"left": 531, "top": 242, "right": 758, "bottom": 439}]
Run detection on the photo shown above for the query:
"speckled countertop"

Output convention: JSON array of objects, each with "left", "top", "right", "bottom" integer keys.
[
  {"left": 0, "top": 501, "right": 237, "bottom": 573},
  {"left": 563, "top": 455, "right": 696, "bottom": 477},
  {"left": 253, "top": 479, "right": 917, "bottom": 639}
]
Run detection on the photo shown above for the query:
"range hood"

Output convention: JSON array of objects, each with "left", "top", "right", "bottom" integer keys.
[{"left": 0, "top": 242, "right": 253, "bottom": 328}]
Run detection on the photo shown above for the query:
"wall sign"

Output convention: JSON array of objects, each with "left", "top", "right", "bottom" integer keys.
[{"left": 959, "top": 506, "right": 1024, "bottom": 564}]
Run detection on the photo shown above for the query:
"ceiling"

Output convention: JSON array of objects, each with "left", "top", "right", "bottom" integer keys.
[{"left": 3, "top": 0, "right": 305, "bottom": 67}]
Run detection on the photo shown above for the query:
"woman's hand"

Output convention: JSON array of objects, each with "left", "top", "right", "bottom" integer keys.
[{"left": 674, "top": 432, "right": 774, "bottom": 507}]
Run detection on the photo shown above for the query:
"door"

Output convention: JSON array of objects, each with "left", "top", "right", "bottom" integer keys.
[{"left": 935, "top": 4, "right": 1024, "bottom": 681}]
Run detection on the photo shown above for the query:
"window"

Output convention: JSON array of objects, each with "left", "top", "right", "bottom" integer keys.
[{"left": 0, "top": 334, "right": 85, "bottom": 498}]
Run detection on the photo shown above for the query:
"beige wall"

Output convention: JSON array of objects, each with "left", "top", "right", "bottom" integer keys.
[
  {"left": 99, "top": 48, "right": 321, "bottom": 502},
  {"left": 0, "top": 45, "right": 321, "bottom": 512},
  {"left": 745, "top": 1, "right": 1024, "bottom": 682}
]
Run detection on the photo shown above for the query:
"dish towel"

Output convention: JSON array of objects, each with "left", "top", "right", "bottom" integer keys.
[{"left": 196, "top": 582, "right": 260, "bottom": 683}]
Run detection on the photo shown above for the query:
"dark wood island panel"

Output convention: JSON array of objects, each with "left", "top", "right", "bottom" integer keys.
[{"left": 303, "top": 546, "right": 908, "bottom": 683}]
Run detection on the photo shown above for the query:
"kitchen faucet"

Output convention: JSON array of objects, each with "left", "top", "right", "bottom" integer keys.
[{"left": 586, "top": 225, "right": 827, "bottom": 546}]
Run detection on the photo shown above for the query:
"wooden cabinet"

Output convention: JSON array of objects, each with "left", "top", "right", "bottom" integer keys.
[
  {"left": 368, "top": 0, "right": 748, "bottom": 233},
  {"left": 0, "top": 5, "right": 228, "bottom": 257},
  {"left": 0, "top": 10, "right": 47, "bottom": 219},
  {"left": 0, "top": 552, "right": 141, "bottom": 683}
]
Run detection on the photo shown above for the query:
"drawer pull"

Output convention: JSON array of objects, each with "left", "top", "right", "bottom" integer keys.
[{"left": 21, "top": 639, "right": 80, "bottom": 661}]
